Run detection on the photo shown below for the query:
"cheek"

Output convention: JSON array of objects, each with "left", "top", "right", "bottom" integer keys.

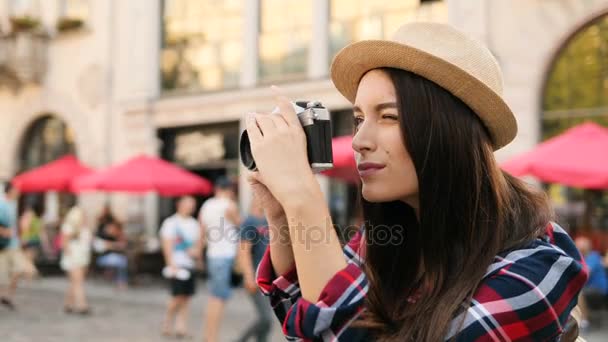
[
  {"left": 394, "top": 148, "right": 418, "bottom": 194},
  {"left": 361, "top": 134, "right": 418, "bottom": 202}
]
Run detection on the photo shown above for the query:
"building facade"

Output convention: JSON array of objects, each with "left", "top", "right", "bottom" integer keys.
[{"left": 0, "top": 0, "right": 607, "bottom": 241}]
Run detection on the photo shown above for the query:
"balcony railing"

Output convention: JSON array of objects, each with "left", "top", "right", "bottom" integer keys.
[{"left": 0, "top": 16, "right": 49, "bottom": 89}]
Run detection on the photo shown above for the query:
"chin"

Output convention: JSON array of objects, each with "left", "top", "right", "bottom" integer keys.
[{"left": 361, "top": 183, "right": 398, "bottom": 203}]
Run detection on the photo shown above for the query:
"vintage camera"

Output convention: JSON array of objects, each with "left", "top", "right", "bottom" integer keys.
[{"left": 240, "top": 101, "right": 333, "bottom": 173}]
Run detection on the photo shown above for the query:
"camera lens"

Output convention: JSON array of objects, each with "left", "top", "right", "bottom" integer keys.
[{"left": 239, "top": 130, "right": 257, "bottom": 171}]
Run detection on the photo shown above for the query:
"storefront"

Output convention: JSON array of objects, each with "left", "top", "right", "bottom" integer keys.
[{"left": 157, "top": 121, "right": 240, "bottom": 223}]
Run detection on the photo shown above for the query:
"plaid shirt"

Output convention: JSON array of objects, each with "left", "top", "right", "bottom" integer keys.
[{"left": 257, "top": 222, "right": 588, "bottom": 341}]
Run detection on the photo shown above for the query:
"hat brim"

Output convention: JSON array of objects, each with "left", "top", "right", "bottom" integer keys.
[{"left": 330, "top": 40, "right": 517, "bottom": 150}]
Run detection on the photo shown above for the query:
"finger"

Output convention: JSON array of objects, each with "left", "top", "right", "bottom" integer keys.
[
  {"left": 268, "top": 112, "right": 289, "bottom": 131},
  {"left": 255, "top": 114, "right": 277, "bottom": 135},
  {"left": 271, "top": 85, "right": 300, "bottom": 127},
  {"left": 246, "top": 113, "right": 263, "bottom": 143},
  {"left": 246, "top": 171, "right": 261, "bottom": 183}
]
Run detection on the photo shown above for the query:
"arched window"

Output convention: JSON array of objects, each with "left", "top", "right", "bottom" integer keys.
[
  {"left": 18, "top": 115, "right": 77, "bottom": 222},
  {"left": 542, "top": 14, "right": 608, "bottom": 240},
  {"left": 542, "top": 14, "right": 608, "bottom": 140},
  {"left": 19, "top": 115, "right": 75, "bottom": 172}
]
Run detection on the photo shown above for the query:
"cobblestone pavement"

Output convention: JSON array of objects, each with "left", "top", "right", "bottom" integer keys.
[
  {"left": 1, "top": 276, "right": 608, "bottom": 341},
  {"left": 0, "top": 276, "right": 285, "bottom": 342}
]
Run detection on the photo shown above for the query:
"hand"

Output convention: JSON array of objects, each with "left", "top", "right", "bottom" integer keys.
[
  {"left": 245, "top": 87, "right": 318, "bottom": 206},
  {"left": 187, "top": 247, "right": 201, "bottom": 259},
  {"left": 195, "top": 258, "right": 205, "bottom": 272},
  {"left": 244, "top": 276, "right": 258, "bottom": 294},
  {"left": 247, "top": 172, "right": 285, "bottom": 221}
]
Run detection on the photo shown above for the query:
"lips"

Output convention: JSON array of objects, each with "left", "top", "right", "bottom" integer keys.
[{"left": 357, "top": 162, "right": 386, "bottom": 177}]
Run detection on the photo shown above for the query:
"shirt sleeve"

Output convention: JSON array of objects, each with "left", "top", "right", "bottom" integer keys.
[
  {"left": 256, "top": 230, "right": 368, "bottom": 341},
  {"left": 447, "top": 232, "right": 588, "bottom": 341},
  {"left": 159, "top": 219, "right": 174, "bottom": 240},
  {"left": 61, "top": 223, "right": 75, "bottom": 235}
]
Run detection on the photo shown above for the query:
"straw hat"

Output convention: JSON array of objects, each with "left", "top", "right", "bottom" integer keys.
[{"left": 330, "top": 22, "right": 517, "bottom": 150}]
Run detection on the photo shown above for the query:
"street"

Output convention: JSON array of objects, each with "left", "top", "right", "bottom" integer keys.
[
  {"left": 0, "top": 276, "right": 285, "bottom": 342},
  {"left": 2, "top": 276, "right": 608, "bottom": 341}
]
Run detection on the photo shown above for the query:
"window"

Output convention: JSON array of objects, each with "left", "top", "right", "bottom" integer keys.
[
  {"left": 258, "top": 0, "right": 311, "bottom": 82},
  {"left": 19, "top": 115, "right": 76, "bottom": 172},
  {"left": 542, "top": 15, "right": 608, "bottom": 239},
  {"left": 60, "top": 0, "right": 89, "bottom": 20},
  {"left": 329, "top": 0, "right": 419, "bottom": 62},
  {"left": 542, "top": 14, "right": 608, "bottom": 140},
  {"left": 161, "top": 0, "right": 243, "bottom": 93}
]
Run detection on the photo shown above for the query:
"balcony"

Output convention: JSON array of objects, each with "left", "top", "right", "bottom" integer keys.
[{"left": 0, "top": 16, "right": 49, "bottom": 90}]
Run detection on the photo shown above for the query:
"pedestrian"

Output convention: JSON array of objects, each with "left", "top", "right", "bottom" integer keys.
[
  {"left": 160, "top": 196, "right": 202, "bottom": 338},
  {"left": 60, "top": 206, "right": 92, "bottom": 315},
  {"left": 0, "top": 182, "right": 35, "bottom": 311},
  {"left": 247, "top": 22, "right": 587, "bottom": 341},
  {"left": 236, "top": 198, "right": 273, "bottom": 342},
  {"left": 199, "top": 176, "right": 240, "bottom": 342}
]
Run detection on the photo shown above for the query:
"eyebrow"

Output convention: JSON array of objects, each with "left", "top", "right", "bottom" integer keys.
[{"left": 352, "top": 102, "right": 398, "bottom": 113}]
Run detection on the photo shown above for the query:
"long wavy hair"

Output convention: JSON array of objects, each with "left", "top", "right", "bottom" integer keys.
[{"left": 357, "top": 68, "right": 552, "bottom": 341}]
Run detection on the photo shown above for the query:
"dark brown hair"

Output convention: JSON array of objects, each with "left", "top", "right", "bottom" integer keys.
[{"left": 357, "top": 68, "right": 552, "bottom": 341}]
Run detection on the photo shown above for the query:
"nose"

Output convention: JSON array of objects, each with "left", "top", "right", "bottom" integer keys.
[{"left": 352, "top": 121, "right": 376, "bottom": 154}]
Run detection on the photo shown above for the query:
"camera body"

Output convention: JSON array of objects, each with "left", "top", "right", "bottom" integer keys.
[{"left": 240, "top": 100, "right": 334, "bottom": 173}]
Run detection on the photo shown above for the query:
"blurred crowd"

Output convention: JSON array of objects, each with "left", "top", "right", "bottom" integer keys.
[{"left": 0, "top": 176, "right": 275, "bottom": 342}]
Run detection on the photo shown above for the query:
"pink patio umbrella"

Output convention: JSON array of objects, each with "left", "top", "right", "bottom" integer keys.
[
  {"left": 322, "top": 135, "right": 359, "bottom": 184},
  {"left": 71, "top": 155, "right": 213, "bottom": 196},
  {"left": 501, "top": 122, "right": 608, "bottom": 189},
  {"left": 12, "top": 155, "right": 94, "bottom": 193}
]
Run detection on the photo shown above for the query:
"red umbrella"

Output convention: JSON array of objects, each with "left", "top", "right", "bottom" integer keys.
[
  {"left": 501, "top": 122, "right": 608, "bottom": 189},
  {"left": 322, "top": 135, "right": 359, "bottom": 184},
  {"left": 12, "top": 155, "right": 94, "bottom": 193},
  {"left": 71, "top": 155, "right": 213, "bottom": 196}
]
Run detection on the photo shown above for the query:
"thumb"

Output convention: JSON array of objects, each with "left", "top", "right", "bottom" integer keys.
[{"left": 246, "top": 171, "right": 262, "bottom": 184}]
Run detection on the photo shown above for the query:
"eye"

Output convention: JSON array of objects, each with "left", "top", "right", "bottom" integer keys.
[
  {"left": 381, "top": 114, "right": 399, "bottom": 121},
  {"left": 353, "top": 116, "right": 364, "bottom": 129}
]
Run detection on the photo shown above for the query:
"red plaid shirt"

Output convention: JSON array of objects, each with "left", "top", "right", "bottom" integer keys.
[{"left": 257, "top": 222, "right": 588, "bottom": 341}]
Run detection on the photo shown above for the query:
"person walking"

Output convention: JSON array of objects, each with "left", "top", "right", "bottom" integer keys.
[
  {"left": 60, "top": 206, "right": 92, "bottom": 315},
  {"left": 236, "top": 198, "right": 273, "bottom": 342},
  {"left": 0, "top": 182, "right": 35, "bottom": 311},
  {"left": 199, "top": 176, "right": 240, "bottom": 342},
  {"left": 160, "top": 196, "right": 202, "bottom": 338}
]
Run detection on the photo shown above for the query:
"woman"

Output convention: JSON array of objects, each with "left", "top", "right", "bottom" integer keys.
[
  {"left": 60, "top": 206, "right": 92, "bottom": 315},
  {"left": 247, "top": 23, "right": 588, "bottom": 341},
  {"left": 94, "top": 220, "right": 129, "bottom": 290}
]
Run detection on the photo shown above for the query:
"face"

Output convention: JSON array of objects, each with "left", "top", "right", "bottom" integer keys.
[
  {"left": 178, "top": 197, "right": 195, "bottom": 216},
  {"left": 352, "top": 69, "right": 419, "bottom": 207},
  {"left": 7, "top": 187, "right": 19, "bottom": 200}
]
